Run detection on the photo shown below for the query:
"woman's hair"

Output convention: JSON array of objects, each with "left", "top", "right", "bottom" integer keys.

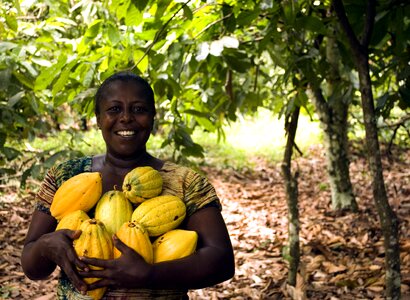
[{"left": 94, "top": 71, "right": 156, "bottom": 115}]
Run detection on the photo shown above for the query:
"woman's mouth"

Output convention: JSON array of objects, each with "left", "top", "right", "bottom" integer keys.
[{"left": 116, "top": 130, "right": 136, "bottom": 137}]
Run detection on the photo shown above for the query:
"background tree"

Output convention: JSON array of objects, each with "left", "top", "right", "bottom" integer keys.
[{"left": 332, "top": 0, "right": 407, "bottom": 298}]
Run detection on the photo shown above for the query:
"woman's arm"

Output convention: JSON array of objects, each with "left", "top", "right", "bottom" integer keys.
[
  {"left": 21, "top": 210, "right": 88, "bottom": 292},
  {"left": 80, "top": 206, "right": 235, "bottom": 290}
]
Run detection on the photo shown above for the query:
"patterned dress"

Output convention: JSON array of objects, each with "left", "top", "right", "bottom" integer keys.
[{"left": 35, "top": 156, "right": 222, "bottom": 300}]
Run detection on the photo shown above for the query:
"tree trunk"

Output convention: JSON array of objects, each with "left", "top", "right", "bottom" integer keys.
[
  {"left": 281, "top": 106, "right": 300, "bottom": 286},
  {"left": 333, "top": 0, "right": 401, "bottom": 298},
  {"left": 308, "top": 34, "right": 357, "bottom": 211},
  {"left": 309, "top": 85, "right": 357, "bottom": 211}
]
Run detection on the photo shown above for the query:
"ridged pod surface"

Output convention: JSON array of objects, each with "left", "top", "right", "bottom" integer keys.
[
  {"left": 114, "top": 221, "right": 153, "bottom": 263},
  {"left": 55, "top": 210, "right": 90, "bottom": 231},
  {"left": 94, "top": 190, "right": 133, "bottom": 235},
  {"left": 50, "top": 172, "right": 102, "bottom": 220},
  {"left": 122, "top": 166, "right": 163, "bottom": 204},
  {"left": 152, "top": 229, "right": 198, "bottom": 263},
  {"left": 131, "top": 195, "right": 186, "bottom": 237},
  {"left": 74, "top": 219, "right": 113, "bottom": 300}
]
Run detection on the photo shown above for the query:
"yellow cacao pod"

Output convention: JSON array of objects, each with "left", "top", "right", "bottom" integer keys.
[
  {"left": 55, "top": 210, "right": 90, "bottom": 231},
  {"left": 74, "top": 219, "right": 113, "bottom": 300},
  {"left": 152, "top": 229, "right": 198, "bottom": 263},
  {"left": 114, "top": 221, "right": 153, "bottom": 263},
  {"left": 131, "top": 195, "right": 186, "bottom": 237},
  {"left": 94, "top": 190, "right": 133, "bottom": 235},
  {"left": 122, "top": 166, "right": 163, "bottom": 204},
  {"left": 51, "top": 172, "right": 102, "bottom": 220}
]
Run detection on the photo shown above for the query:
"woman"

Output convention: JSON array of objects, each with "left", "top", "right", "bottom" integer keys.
[{"left": 21, "top": 72, "right": 235, "bottom": 299}]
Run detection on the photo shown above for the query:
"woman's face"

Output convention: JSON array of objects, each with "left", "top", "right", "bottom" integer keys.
[{"left": 96, "top": 80, "right": 154, "bottom": 159}]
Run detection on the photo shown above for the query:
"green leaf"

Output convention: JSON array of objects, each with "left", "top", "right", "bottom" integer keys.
[
  {"left": 125, "top": 3, "right": 143, "bottom": 26},
  {"left": 43, "top": 150, "right": 69, "bottom": 168},
  {"left": 136, "top": 30, "right": 157, "bottom": 41},
  {"left": 133, "top": 0, "right": 148, "bottom": 11},
  {"left": 107, "top": 24, "right": 121, "bottom": 45},
  {"left": 7, "top": 91, "right": 25, "bottom": 107},
  {"left": 0, "top": 69, "right": 11, "bottom": 90},
  {"left": 295, "top": 16, "right": 326, "bottom": 34},
  {"left": 13, "top": 72, "right": 34, "bottom": 89},
  {"left": 183, "top": 6, "right": 193, "bottom": 20},
  {"left": 0, "top": 132, "right": 6, "bottom": 148},
  {"left": 84, "top": 19, "right": 103, "bottom": 42},
  {"left": 5, "top": 13, "right": 18, "bottom": 31},
  {"left": 0, "top": 42, "right": 18, "bottom": 52},
  {"left": 195, "top": 117, "right": 215, "bottom": 132},
  {"left": 3, "top": 146, "right": 21, "bottom": 161},
  {"left": 223, "top": 52, "right": 252, "bottom": 73},
  {"left": 34, "top": 55, "right": 67, "bottom": 91},
  {"left": 116, "top": 0, "right": 131, "bottom": 21},
  {"left": 52, "top": 59, "right": 78, "bottom": 96},
  {"left": 236, "top": 8, "right": 260, "bottom": 26}
]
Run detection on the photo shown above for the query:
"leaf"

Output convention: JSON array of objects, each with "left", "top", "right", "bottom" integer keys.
[
  {"left": 0, "top": 42, "right": 18, "bottom": 52},
  {"left": 236, "top": 8, "right": 260, "bottom": 26},
  {"left": 5, "top": 13, "right": 18, "bottom": 31},
  {"left": 125, "top": 3, "right": 143, "bottom": 26},
  {"left": 223, "top": 53, "right": 252, "bottom": 73},
  {"left": 183, "top": 5, "right": 193, "bottom": 20},
  {"left": 34, "top": 55, "right": 67, "bottom": 91},
  {"left": 43, "top": 150, "right": 69, "bottom": 168},
  {"left": 13, "top": 72, "right": 34, "bottom": 89},
  {"left": 52, "top": 59, "right": 78, "bottom": 96},
  {"left": 295, "top": 16, "right": 327, "bottom": 34},
  {"left": 107, "top": 23, "right": 121, "bottom": 46},
  {"left": 7, "top": 91, "right": 25, "bottom": 107},
  {"left": 2, "top": 147, "right": 21, "bottom": 161},
  {"left": 0, "top": 132, "right": 6, "bottom": 148},
  {"left": 133, "top": 50, "right": 148, "bottom": 73},
  {"left": 115, "top": 0, "right": 131, "bottom": 21}
]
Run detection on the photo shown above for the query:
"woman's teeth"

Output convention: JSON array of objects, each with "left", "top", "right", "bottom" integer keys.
[{"left": 117, "top": 130, "right": 136, "bottom": 137}]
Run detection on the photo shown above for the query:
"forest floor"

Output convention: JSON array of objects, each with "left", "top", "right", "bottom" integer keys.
[{"left": 0, "top": 144, "right": 409, "bottom": 300}]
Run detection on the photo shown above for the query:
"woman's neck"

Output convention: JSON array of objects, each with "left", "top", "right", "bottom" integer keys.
[{"left": 104, "top": 150, "right": 152, "bottom": 172}]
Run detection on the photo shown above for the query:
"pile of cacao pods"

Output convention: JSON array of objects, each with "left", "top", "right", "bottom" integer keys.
[{"left": 50, "top": 166, "right": 198, "bottom": 300}]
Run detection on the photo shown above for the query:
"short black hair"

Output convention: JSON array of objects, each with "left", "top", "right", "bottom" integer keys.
[{"left": 94, "top": 71, "right": 156, "bottom": 116}]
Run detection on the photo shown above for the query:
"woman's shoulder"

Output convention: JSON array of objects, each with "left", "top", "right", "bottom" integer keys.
[
  {"left": 54, "top": 156, "right": 93, "bottom": 173},
  {"left": 160, "top": 161, "right": 199, "bottom": 174},
  {"left": 51, "top": 156, "right": 93, "bottom": 186}
]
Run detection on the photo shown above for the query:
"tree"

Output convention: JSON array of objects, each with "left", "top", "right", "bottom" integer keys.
[{"left": 332, "top": 0, "right": 404, "bottom": 298}]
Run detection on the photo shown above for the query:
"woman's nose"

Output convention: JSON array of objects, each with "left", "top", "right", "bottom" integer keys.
[{"left": 120, "top": 110, "right": 132, "bottom": 122}]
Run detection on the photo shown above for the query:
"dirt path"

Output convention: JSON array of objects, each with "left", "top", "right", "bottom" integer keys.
[{"left": 1, "top": 145, "right": 409, "bottom": 299}]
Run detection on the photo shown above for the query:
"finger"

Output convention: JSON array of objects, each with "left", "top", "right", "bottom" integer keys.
[
  {"left": 60, "top": 261, "right": 88, "bottom": 293},
  {"left": 71, "top": 229, "right": 82, "bottom": 240},
  {"left": 112, "top": 235, "right": 131, "bottom": 254},
  {"left": 86, "top": 278, "right": 112, "bottom": 291},
  {"left": 79, "top": 256, "right": 111, "bottom": 268},
  {"left": 78, "top": 268, "right": 106, "bottom": 279},
  {"left": 66, "top": 248, "right": 89, "bottom": 271}
]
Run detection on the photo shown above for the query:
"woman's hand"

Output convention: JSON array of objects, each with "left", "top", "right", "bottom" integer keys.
[
  {"left": 37, "top": 229, "right": 89, "bottom": 292},
  {"left": 21, "top": 210, "right": 88, "bottom": 293},
  {"left": 78, "top": 235, "right": 152, "bottom": 291}
]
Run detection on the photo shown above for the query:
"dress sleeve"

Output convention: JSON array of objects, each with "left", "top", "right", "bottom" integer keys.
[
  {"left": 184, "top": 171, "right": 222, "bottom": 217},
  {"left": 34, "top": 166, "right": 58, "bottom": 215}
]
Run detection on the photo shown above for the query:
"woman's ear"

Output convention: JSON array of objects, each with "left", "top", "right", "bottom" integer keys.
[
  {"left": 96, "top": 115, "right": 101, "bottom": 129},
  {"left": 151, "top": 118, "right": 156, "bottom": 134}
]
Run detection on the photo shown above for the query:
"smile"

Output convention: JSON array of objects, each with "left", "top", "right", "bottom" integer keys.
[{"left": 116, "top": 130, "right": 136, "bottom": 137}]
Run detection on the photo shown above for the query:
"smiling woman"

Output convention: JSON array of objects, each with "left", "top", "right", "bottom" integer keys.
[{"left": 21, "top": 72, "right": 235, "bottom": 299}]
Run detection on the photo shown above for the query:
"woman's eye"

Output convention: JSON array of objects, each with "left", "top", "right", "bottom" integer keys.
[
  {"left": 107, "top": 106, "right": 120, "bottom": 112},
  {"left": 133, "top": 106, "right": 148, "bottom": 113}
]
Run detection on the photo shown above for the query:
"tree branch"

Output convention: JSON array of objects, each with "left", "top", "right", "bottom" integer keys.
[
  {"left": 332, "top": 0, "right": 364, "bottom": 58},
  {"left": 361, "top": 0, "right": 376, "bottom": 48}
]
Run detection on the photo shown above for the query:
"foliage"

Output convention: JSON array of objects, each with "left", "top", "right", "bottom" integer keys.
[{"left": 0, "top": 0, "right": 408, "bottom": 186}]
